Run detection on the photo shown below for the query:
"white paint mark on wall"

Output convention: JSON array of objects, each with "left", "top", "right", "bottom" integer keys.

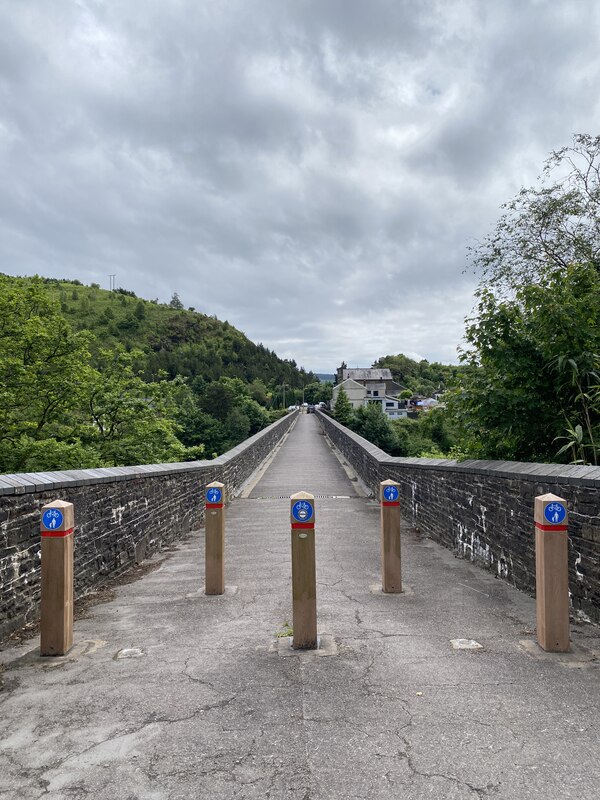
[
  {"left": 410, "top": 480, "right": 419, "bottom": 519},
  {"left": 497, "top": 549, "right": 509, "bottom": 580},
  {"left": 479, "top": 505, "right": 488, "bottom": 534},
  {"left": 111, "top": 505, "right": 125, "bottom": 525},
  {"left": 456, "top": 523, "right": 493, "bottom": 567}
]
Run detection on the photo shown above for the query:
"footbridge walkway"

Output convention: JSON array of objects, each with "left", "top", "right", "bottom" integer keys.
[{"left": 1, "top": 414, "right": 599, "bottom": 799}]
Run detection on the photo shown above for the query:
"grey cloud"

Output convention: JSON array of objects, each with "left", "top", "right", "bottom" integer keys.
[{"left": 2, "top": 1, "right": 600, "bottom": 370}]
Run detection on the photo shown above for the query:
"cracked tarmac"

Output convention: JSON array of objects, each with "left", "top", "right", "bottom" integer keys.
[{"left": 1, "top": 414, "right": 600, "bottom": 799}]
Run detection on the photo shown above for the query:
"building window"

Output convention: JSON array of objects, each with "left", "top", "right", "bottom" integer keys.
[
  {"left": 373, "top": 391, "right": 379, "bottom": 397},
  {"left": 386, "top": 402, "right": 394, "bottom": 407}
]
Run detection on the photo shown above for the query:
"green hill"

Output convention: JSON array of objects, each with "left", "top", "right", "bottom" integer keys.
[
  {"left": 0, "top": 274, "right": 313, "bottom": 472},
  {"left": 41, "top": 278, "right": 313, "bottom": 390}
]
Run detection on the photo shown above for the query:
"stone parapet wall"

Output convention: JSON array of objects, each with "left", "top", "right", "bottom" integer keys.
[
  {"left": 316, "top": 410, "right": 600, "bottom": 624},
  {"left": 0, "top": 411, "right": 297, "bottom": 639}
]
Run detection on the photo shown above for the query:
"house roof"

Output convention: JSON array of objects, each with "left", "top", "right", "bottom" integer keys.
[
  {"left": 343, "top": 368, "right": 393, "bottom": 381},
  {"left": 385, "top": 380, "right": 408, "bottom": 393}
]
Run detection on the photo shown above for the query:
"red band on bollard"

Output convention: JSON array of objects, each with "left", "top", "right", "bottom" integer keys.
[
  {"left": 382, "top": 501, "right": 400, "bottom": 507},
  {"left": 206, "top": 502, "right": 223, "bottom": 509},
  {"left": 291, "top": 522, "right": 315, "bottom": 529},
  {"left": 535, "top": 523, "right": 568, "bottom": 532},
  {"left": 41, "top": 527, "right": 74, "bottom": 538}
]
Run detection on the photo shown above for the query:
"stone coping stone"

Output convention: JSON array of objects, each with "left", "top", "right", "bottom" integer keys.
[
  {"left": 0, "top": 411, "right": 298, "bottom": 496},
  {"left": 315, "top": 409, "right": 600, "bottom": 488}
]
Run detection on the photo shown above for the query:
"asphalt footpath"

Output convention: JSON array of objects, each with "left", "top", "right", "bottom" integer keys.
[{"left": 1, "top": 413, "right": 599, "bottom": 799}]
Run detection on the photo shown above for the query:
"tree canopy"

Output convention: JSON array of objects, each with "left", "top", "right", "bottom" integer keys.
[
  {"left": 471, "top": 134, "right": 600, "bottom": 292},
  {"left": 0, "top": 275, "right": 313, "bottom": 472},
  {"left": 454, "top": 134, "right": 600, "bottom": 464}
]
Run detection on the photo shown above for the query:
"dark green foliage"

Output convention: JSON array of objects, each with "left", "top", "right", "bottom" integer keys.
[
  {"left": 453, "top": 263, "right": 600, "bottom": 462},
  {"left": 303, "top": 381, "right": 333, "bottom": 404},
  {"left": 0, "top": 274, "right": 313, "bottom": 471},
  {"left": 372, "top": 353, "right": 467, "bottom": 396},
  {"left": 333, "top": 386, "right": 354, "bottom": 425},
  {"left": 418, "top": 406, "right": 457, "bottom": 453},
  {"left": 470, "top": 134, "right": 600, "bottom": 291},
  {"left": 390, "top": 418, "right": 442, "bottom": 457},
  {"left": 352, "top": 404, "right": 396, "bottom": 453},
  {"left": 453, "top": 135, "right": 600, "bottom": 464}
]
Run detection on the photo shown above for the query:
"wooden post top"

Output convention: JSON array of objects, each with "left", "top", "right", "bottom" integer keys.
[
  {"left": 380, "top": 480, "right": 400, "bottom": 504},
  {"left": 290, "top": 492, "right": 315, "bottom": 526},
  {"left": 41, "top": 500, "right": 74, "bottom": 533},
  {"left": 206, "top": 482, "right": 225, "bottom": 506},
  {"left": 535, "top": 493, "right": 568, "bottom": 528}
]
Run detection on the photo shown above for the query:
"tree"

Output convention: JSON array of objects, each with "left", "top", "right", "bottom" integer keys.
[
  {"left": 352, "top": 403, "right": 396, "bottom": 453},
  {"left": 169, "top": 292, "right": 184, "bottom": 309},
  {"left": 390, "top": 418, "right": 439, "bottom": 457},
  {"left": 304, "top": 381, "right": 333, "bottom": 405},
  {"left": 333, "top": 386, "right": 353, "bottom": 426},
  {"left": 471, "top": 134, "right": 600, "bottom": 292},
  {"left": 418, "top": 406, "right": 457, "bottom": 453},
  {"left": 454, "top": 135, "right": 600, "bottom": 464},
  {"left": 453, "top": 262, "right": 600, "bottom": 462},
  {"left": 84, "top": 349, "right": 204, "bottom": 465},
  {"left": 373, "top": 353, "right": 466, "bottom": 395},
  {"left": 199, "top": 381, "right": 237, "bottom": 421},
  {"left": 0, "top": 278, "right": 95, "bottom": 471}
]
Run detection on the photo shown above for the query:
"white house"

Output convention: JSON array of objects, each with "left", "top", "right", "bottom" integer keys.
[
  {"left": 368, "top": 396, "right": 408, "bottom": 419},
  {"left": 332, "top": 378, "right": 409, "bottom": 419},
  {"left": 335, "top": 364, "right": 405, "bottom": 398},
  {"left": 331, "top": 378, "right": 367, "bottom": 410}
]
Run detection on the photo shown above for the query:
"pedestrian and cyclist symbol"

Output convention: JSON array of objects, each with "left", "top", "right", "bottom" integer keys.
[
  {"left": 206, "top": 487, "right": 222, "bottom": 504},
  {"left": 292, "top": 500, "right": 314, "bottom": 523},
  {"left": 43, "top": 509, "right": 64, "bottom": 529},
  {"left": 383, "top": 486, "right": 399, "bottom": 502},
  {"left": 544, "top": 502, "right": 566, "bottom": 525}
]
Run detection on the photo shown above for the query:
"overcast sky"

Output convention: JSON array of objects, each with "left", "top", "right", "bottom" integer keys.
[{"left": 2, "top": 1, "right": 600, "bottom": 372}]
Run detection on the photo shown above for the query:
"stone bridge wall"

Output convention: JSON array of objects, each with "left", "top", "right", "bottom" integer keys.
[
  {"left": 0, "top": 411, "right": 298, "bottom": 639},
  {"left": 317, "top": 411, "right": 600, "bottom": 624}
]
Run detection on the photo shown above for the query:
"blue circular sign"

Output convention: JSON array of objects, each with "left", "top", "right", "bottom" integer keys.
[
  {"left": 383, "top": 485, "right": 399, "bottom": 502},
  {"left": 42, "top": 508, "right": 63, "bottom": 530},
  {"left": 292, "top": 500, "right": 314, "bottom": 523},
  {"left": 206, "top": 487, "right": 223, "bottom": 504},
  {"left": 544, "top": 502, "right": 566, "bottom": 525}
]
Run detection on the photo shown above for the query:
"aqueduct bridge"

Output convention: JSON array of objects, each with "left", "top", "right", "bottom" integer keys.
[{"left": 1, "top": 411, "right": 599, "bottom": 798}]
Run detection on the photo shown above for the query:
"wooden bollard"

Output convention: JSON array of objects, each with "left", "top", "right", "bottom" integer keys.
[
  {"left": 40, "top": 500, "right": 74, "bottom": 656},
  {"left": 380, "top": 480, "right": 402, "bottom": 593},
  {"left": 290, "top": 492, "right": 317, "bottom": 649},
  {"left": 205, "top": 481, "right": 225, "bottom": 595},
  {"left": 535, "top": 493, "right": 570, "bottom": 652}
]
